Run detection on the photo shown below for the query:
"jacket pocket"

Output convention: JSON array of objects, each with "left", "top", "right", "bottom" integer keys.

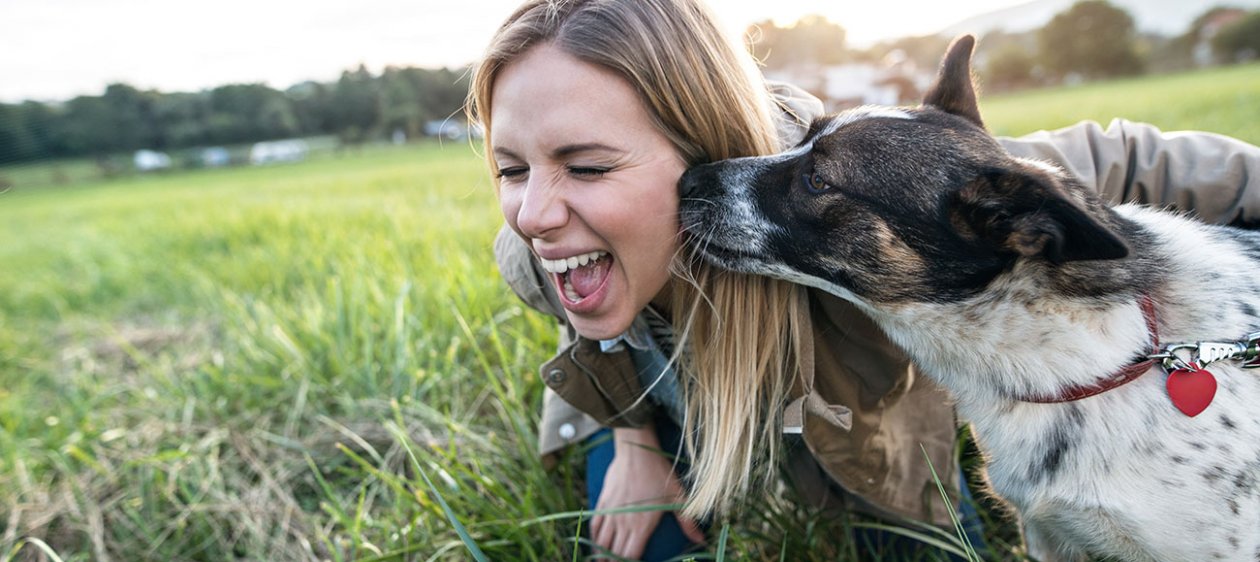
[{"left": 539, "top": 337, "right": 655, "bottom": 428}]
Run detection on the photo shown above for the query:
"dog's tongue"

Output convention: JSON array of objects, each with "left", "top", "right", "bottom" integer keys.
[{"left": 568, "top": 256, "right": 611, "bottom": 298}]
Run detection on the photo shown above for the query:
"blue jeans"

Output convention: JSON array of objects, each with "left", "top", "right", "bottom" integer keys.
[
  {"left": 584, "top": 420, "right": 700, "bottom": 561},
  {"left": 585, "top": 417, "right": 989, "bottom": 561}
]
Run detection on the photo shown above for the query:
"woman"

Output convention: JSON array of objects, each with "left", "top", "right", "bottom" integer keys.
[{"left": 469, "top": 0, "right": 1260, "bottom": 559}]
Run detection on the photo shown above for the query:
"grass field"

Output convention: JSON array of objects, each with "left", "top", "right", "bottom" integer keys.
[
  {"left": 980, "top": 63, "right": 1260, "bottom": 143},
  {"left": 1, "top": 63, "right": 1258, "bottom": 561},
  {"left": 0, "top": 142, "right": 588, "bottom": 561}
]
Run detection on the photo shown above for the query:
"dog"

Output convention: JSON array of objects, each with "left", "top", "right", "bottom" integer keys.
[{"left": 678, "top": 35, "right": 1260, "bottom": 562}]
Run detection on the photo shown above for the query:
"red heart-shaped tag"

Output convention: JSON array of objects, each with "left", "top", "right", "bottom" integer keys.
[{"left": 1166, "top": 367, "right": 1217, "bottom": 417}]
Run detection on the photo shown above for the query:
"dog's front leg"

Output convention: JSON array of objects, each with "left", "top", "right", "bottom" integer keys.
[{"left": 1023, "top": 521, "right": 1088, "bottom": 562}]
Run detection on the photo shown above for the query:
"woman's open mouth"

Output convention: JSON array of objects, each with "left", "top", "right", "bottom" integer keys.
[{"left": 539, "top": 251, "right": 614, "bottom": 310}]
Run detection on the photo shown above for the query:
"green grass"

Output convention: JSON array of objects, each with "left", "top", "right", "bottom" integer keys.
[
  {"left": 3, "top": 140, "right": 920, "bottom": 561},
  {"left": 0, "top": 157, "right": 104, "bottom": 190},
  {"left": 1, "top": 63, "right": 1257, "bottom": 561},
  {"left": 0, "top": 140, "right": 582, "bottom": 560},
  {"left": 981, "top": 62, "right": 1260, "bottom": 143}
]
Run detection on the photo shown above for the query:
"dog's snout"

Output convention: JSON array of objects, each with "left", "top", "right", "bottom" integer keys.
[{"left": 678, "top": 164, "right": 718, "bottom": 199}]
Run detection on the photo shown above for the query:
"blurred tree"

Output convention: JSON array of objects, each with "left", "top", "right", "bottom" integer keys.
[
  {"left": 16, "top": 101, "right": 62, "bottom": 159},
  {"left": 1212, "top": 10, "right": 1260, "bottom": 63},
  {"left": 1131, "top": 7, "right": 1251, "bottom": 73},
  {"left": 287, "top": 81, "right": 335, "bottom": 136},
  {"left": 1038, "top": 0, "right": 1144, "bottom": 80},
  {"left": 1143, "top": 33, "right": 1191, "bottom": 73},
  {"left": 417, "top": 67, "right": 471, "bottom": 124},
  {"left": 0, "top": 63, "right": 472, "bottom": 165},
  {"left": 58, "top": 95, "right": 114, "bottom": 155},
  {"left": 153, "top": 92, "right": 211, "bottom": 148},
  {"left": 0, "top": 104, "right": 41, "bottom": 163},
  {"left": 331, "top": 64, "right": 381, "bottom": 144},
  {"left": 50, "top": 84, "right": 161, "bottom": 156},
  {"left": 101, "top": 83, "right": 159, "bottom": 150},
  {"left": 747, "top": 15, "right": 848, "bottom": 69},
  {"left": 1188, "top": 7, "right": 1247, "bottom": 38},
  {"left": 1152, "top": 32, "right": 1196, "bottom": 72},
  {"left": 984, "top": 44, "right": 1037, "bottom": 91},
  {"left": 257, "top": 95, "right": 301, "bottom": 139},
  {"left": 380, "top": 67, "right": 425, "bottom": 138},
  {"left": 208, "top": 84, "right": 298, "bottom": 144},
  {"left": 865, "top": 34, "right": 953, "bottom": 70}
]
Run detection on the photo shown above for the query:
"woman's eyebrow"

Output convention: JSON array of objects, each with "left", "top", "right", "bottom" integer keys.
[
  {"left": 492, "top": 146, "right": 521, "bottom": 160},
  {"left": 493, "top": 143, "right": 623, "bottom": 161},
  {"left": 552, "top": 143, "right": 622, "bottom": 158}
]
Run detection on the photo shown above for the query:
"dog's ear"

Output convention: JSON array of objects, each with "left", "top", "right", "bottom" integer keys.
[
  {"left": 949, "top": 167, "right": 1129, "bottom": 264},
  {"left": 923, "top": 35, "right": 983, "bottom": 128}
]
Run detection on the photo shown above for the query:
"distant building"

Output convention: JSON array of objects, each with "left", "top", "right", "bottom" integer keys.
[
  {"left": 821, "top": 65, "right": 901, "bottom": 107},
  {"left": 765, "top": 50, "right": 931, "bottom": 112},
  {"left": 133, "top": 149, "right": 171, "bottom": 172},
  {"left": 1193, "top": 8, "right": 1249, "bottom": 66},
  {"left": 201, "top": 147, "right": 230, "bottom": 168},
  {"left": 249, "top": 140, "right": 309, "bottom": 165},
  {"left": 424, "top": 119, "right": 473, "bottom": 140}
]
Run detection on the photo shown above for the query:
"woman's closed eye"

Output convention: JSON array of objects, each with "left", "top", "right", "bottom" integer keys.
[
  {"left": 497, "top": 164, "right": 610, "bottom": 183},
  {"left": 567, "top": 165, "right": 610, "bottom": 179},
  {"left": 497, "top": 166, "right": 529, "bottom": 181}
]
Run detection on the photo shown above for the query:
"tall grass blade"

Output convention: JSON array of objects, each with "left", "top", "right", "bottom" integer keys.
[
  {"left": 714, "top": 522, "right": 730, "bottom": 562},
  {"left": 7, "top": 538, "right": 67, "bottom": 562},
  {"left": 390, "top": 424, "right": 490, "bottom": 562},
  {"left": 519, "top": 503, "right": 683, "bottom": 526},
  {"left": 921, "top": 444, "right": 983, "bottom": 562}
]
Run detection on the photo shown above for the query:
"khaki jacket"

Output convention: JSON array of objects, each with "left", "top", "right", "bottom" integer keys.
[{"left": 494, "top": 99, "right": 1260, "bottom": 526}]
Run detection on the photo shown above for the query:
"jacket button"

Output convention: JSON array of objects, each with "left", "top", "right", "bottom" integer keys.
[
  {"left": 546, "top": 368, "right": 566, "bottom": 384},
  {"left": 558, "top": 423, "right": 576, "bottom": 441}
]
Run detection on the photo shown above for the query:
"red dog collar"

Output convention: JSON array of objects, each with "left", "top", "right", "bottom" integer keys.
[{"left": 1018, "top": 295, "right": 1159, "bottom": 404}]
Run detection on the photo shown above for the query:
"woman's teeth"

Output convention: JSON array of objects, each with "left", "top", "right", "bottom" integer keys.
[{"left": 539, "top": 250, "right": 608, "bottom": 274}]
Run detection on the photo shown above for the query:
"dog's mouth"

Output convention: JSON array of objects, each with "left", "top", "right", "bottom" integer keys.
[{"left": 686, "top": 235, "right": 767, "bottom": 272}]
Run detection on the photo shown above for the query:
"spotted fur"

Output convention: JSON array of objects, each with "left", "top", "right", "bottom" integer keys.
[{"left": 680, "top": 35, "right": 1260, "bottom": 562}]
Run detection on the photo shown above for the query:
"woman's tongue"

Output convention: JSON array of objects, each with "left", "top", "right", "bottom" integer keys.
[{"left": 565, "top": 256, "right": 611, "bottom": 299}]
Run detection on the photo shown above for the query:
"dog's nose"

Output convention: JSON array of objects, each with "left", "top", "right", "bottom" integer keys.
[{"left": 678, "top": 164, "right": 716, "bottom": 198}]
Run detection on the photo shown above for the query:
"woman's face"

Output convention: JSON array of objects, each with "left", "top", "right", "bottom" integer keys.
[{"left": 491, "top": 44, "right": 685, "bottom": 340}]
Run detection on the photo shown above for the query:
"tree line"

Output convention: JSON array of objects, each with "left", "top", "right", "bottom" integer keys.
[
  {"left": 0, "top": 65, "right": 468, "bottom": 165},
  {"left": 750, "top": 1, "right": 1260, "bottom": 92},
  {"left": 4, "top": 1, "right": 1258, "bottom": 166}
]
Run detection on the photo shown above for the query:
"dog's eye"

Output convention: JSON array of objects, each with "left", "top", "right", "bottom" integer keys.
[{"left": 804, "top": 172, "right": 831, "bottom": 194}]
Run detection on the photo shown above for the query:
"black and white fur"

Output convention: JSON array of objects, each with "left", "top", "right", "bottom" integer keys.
[{"left": 679, "top": 35, "right": 1260, "bottom": 562}]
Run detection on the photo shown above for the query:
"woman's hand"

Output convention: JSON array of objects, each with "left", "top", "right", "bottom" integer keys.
[{"left": 590, "top": 426, "right": 705, "bottom": 559}]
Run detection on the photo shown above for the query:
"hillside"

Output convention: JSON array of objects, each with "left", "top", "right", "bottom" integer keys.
[{"left": 941, "top": 0, "right": 1260, "bottom": 37}]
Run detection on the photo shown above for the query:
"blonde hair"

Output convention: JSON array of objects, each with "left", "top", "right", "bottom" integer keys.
[{"left": 467, "top": 0, "right": 807, "bottom": 518}]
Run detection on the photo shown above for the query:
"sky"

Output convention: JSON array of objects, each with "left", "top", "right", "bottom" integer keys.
[{"left": 0, "top": 0, "right": 1034, "bottom": 103}]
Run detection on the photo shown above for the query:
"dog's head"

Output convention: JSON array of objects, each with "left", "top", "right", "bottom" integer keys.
[{"left": 679, "top": 35, "right": 1129, "bottom": 304}]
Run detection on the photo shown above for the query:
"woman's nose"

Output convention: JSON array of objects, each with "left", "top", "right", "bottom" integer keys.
[{"left": 515, "top": 176, "right": 569, "bottom": 238}]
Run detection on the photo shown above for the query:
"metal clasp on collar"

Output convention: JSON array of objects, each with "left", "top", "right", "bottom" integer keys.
[
  {"left": 1244, "top": 331, "right": 1260, "bottom": 369},
  {"left": 1148, "top": 332, "right": 1260, "bottom": 371},
  {"left": 1148, "top": 343, "right": 1201, "bottom": 371}
]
